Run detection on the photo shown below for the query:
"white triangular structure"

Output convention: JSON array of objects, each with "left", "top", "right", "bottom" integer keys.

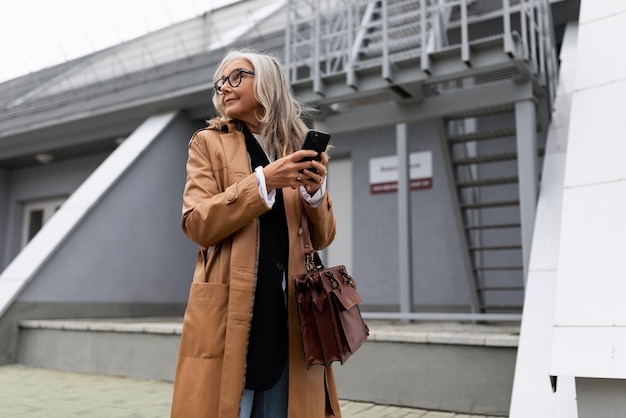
[
  {"left": 549, "top": 2, "right": 626, "bottom": 414},
  {"left": 0, "top": 112, "right": 178, "bottom": 318},
  {"left": 509, "top": 22, "right": 578, "bottom": 418}
]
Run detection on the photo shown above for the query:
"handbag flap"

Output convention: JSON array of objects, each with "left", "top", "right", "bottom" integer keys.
[
  {"left": 321, "top": 267, "right": 362, "bottom": 310},
  {"left": 331, "top": 286, "right": 362, "bottom": 311}
]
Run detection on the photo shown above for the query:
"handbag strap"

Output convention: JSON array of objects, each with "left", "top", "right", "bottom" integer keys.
[{"left": 299, "top": 207, "right": 324, "bottom": 273}]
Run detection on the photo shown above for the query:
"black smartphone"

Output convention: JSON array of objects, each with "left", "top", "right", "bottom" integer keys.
[{"left": 299, "top": 130, "right": 330, "bottom": 172}]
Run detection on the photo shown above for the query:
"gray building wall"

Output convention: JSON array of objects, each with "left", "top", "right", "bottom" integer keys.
[
  {"left": 0, "top": 114, "right": 203, "bottom": 364},
  {"left": 2, "top": 109, "right": 526, "bottom": 318},
  {"left": 335, "top": 341, "right": 516, "bottom": 415},
  {"left": 18, "top": 115, "right": 201, "bottom": 307},
  {"left": 0, "top": 110, "right": 524, "bottom": 365},
  {"left": 1, "top": 153, "right": 109, "bottom": 269},
  {"left": 2, "top": 110, "right": 523, "bottom": 316},
  {"left": 330, "top": 120, "right": 472, "bottom": 312},
  {"left": 10, "top": 112, "right": 503, "bottom": 314}
]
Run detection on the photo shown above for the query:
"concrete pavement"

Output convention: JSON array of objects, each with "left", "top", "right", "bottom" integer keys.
[{"left": 0, "top": 365, "right": 503, "bottom": 417}]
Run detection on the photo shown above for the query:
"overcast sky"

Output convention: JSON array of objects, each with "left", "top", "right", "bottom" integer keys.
[{"left": 0, "top": 0, "right": 229, "bottom": 83}]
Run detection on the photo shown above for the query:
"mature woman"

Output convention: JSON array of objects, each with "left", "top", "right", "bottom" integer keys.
[{"left": 170, "top": 49, "right": 341, "bottom": 417}]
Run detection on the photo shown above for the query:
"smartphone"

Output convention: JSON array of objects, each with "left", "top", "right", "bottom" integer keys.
[{"left": 299, "top": 130, "right": 330, "bottom": 172}]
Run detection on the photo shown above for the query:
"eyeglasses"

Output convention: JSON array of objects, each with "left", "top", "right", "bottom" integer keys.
[{"left": 214, "top": 68, "right": 255, "bottom": 95}]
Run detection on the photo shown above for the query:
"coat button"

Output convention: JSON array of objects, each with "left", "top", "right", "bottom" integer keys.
[{"left": 276, "top": 262, "right": 284, "bottom": 271}]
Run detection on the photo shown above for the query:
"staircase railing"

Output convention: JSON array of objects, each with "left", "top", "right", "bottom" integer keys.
[
  {"left": 286, "top": 0, "right": 455, "bottom": 93},
  {"left": 286, "top": 0, "right": 559, "bottom": 109}
]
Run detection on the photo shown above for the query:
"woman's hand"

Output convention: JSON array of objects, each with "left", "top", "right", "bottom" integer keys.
[
  {"left": 298, "top": 151, "right": 328, "bottom": 195},
  {"left": 263, "top": 150, "right": 328, "bottom": 194}
]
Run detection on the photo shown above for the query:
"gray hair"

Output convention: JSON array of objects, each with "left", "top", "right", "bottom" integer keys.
[{"left": 211, "top": 49, "right": 314, "bottom": 158}]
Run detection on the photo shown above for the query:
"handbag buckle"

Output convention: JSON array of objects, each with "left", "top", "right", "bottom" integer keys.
[
  {"left": 339, "top": 268, "right": 355, "bottom": 287},
  {"left": 324, "top": 271, "right": 340, "bottom": 289},
  {"left": 305, "top": 253, "right": 317, "bottom": 274}
]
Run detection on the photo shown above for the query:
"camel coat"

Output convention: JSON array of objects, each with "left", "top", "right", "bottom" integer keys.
[{"left": 171, "top": 126, "right": 341, "bottom": 418}]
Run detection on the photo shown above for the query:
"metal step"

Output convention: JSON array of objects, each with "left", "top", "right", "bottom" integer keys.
[
  {"left": 452, "top": 152, "right": 517, "bottom": 165},
  {"left": 469, "top": 245, "right": 522, "bottom": 251},
  {"left": 478, "top": 286, "right": 525, "bottom": 291},
  {"left": 457, "top": 176, "right": 518, "bottom": 187},
  {"left": 473, "top": 266, "right": 523, "bottom": 271},
  {"left": 460, "top": 199, "right": 520, "bottom": 209},
  {"left": 445, "top": 110, "right": 530, "bottom": 315},
  {"left": 453, "top": 149, "right": 545, "bottom": 166},
  {"left": 481, "top": 305, "right": 524, "bottom": 312},
  {"left": 465, "top": 223, "right": 521, "bottom": 230},
  {"left": 447, "top": 103, "right": 515, "bottom": 119},
  {"left": 359, "top": 12, "right": 422, "bottom": 56},
  {"left": 448, "top": 127, "right": 516, "bottom": 143}
]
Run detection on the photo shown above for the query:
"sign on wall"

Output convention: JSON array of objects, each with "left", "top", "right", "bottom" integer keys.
[{"left": 369, "top": 151, "right": 433, "bottom": 194}]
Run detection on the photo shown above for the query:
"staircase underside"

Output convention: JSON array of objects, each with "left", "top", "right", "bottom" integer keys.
[{"left": 293, "top": 34, "right": 534, "bottom": 124}]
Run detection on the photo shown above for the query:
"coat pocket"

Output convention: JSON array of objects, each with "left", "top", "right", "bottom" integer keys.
[{"left": 179, "top": 282, "right": 229, "bottom": 359}]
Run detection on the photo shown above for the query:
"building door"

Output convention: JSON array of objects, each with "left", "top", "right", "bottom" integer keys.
[
  {"left": 325, "top": 157, "right": 353, "bottom": 273},
  {"left": 21, "top": 197, "right": 65, "bottom": 248}
]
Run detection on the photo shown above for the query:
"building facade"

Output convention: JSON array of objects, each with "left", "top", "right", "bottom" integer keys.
[{"left": 12, "top": 1, "right": 626, "bottom": 416}]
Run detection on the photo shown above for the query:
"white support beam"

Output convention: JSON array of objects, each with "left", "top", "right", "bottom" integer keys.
[{"left": 509, "top": 24, "right": 579, "bottom": 418}]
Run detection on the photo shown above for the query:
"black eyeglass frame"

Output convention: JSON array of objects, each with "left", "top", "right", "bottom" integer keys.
[{"left": 214, "top": 68, "right": 255, "bottom": 95}]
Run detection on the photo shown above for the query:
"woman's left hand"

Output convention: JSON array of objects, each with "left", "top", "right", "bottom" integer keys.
[{"left": 299, "top": 152, "right": 328, "bottom": 195}]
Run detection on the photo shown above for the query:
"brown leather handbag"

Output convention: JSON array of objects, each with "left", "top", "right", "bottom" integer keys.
[{"left": 292, "top": 212, "right": 369, "bottom": 369}]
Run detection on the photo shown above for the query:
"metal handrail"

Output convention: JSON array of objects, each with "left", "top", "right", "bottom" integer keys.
[{"left": 286, "top": 0, "right": 558, "bottom": 108}]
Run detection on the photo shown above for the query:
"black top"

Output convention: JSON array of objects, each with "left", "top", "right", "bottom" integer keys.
[{"left": 241, "top": 126, "right": 289, "bottom": 390}]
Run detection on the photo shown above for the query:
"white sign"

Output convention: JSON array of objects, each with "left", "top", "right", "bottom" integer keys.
[{"left": 369, "top": 151, "right": 433, "bottom": 194}]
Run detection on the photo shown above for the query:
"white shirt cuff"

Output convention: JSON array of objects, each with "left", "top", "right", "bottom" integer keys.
[
  {"left": 300, "top": 177, "right": 326, "bottom": 208},
  {"left": 255, "top": 166, "right": 275, "bottom": 208}
]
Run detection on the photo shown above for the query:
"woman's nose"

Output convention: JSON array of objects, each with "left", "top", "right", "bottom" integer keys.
[{"left": 221, "top": 82, "right": 233, "bottom": 94}]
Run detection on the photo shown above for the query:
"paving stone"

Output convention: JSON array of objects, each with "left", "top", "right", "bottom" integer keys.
[{"left": 0, "top": 365, "right": 502, "bottom": 417}]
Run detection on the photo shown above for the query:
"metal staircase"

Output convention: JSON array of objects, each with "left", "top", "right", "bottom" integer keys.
[
  {"left": 443, "top": 109, "right": 543, "bottom": 312},
  {"left": 286, "top": 0, "right": 453, "bottom": 94},
  {"left": 349, "top": 0, "right": 430, "bottom": 68},
  {"left": 286, "top": 0, "right": 560, "bottom": 317}
]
